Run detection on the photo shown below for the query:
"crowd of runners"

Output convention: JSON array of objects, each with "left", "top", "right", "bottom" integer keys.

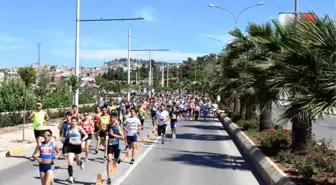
[{"left": 29, "top": 93, "right": 219, "bottom": 185}]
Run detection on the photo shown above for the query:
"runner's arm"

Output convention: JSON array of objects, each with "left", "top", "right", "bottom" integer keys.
[
  {"left": 44, "top": 112, "right": 49, "bottom": 121},
  {"left": 32, "top": 144, "right": 42, "bottom": 163},
  {"left": 78, "top": 127, "right": 88, "bottom": 141}
]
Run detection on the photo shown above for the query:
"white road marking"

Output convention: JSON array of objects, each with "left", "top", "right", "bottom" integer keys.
[{"left": 112, "top": 136, "right": 160, "bottom": 185}]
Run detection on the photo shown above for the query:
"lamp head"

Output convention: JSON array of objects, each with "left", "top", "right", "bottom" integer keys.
[
  {"left": 257, "top": 2, "right": 264, "bottom": 5},
  {"left": 208, "top": 4, "right": 215, "bottom": 8}
]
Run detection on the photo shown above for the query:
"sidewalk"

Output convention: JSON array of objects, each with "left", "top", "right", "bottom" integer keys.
[{"left": 0, "top": 121, "right": 61, "bottom": 158}]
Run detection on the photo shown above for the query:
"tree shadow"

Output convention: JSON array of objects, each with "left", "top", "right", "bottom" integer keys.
[
  {"left": 163, "top": 150, "right": 249, "bottom": 171},
  {"left": 176, "top": 133, "right": 231, "bottom": 141},
  {"left": 182, "top": 124, "right": 225, "bottom": 131}
]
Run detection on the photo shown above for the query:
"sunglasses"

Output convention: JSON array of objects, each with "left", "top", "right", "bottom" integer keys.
[{"left": 43, "top": 134, "right": 51, "bottom": 137}]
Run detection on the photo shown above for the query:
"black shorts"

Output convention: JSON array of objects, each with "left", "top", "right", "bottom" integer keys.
[
  {"left": 107, "top": 146, "right": 120, "bottom": 159},
  {"left": 99, "top": 131, "right": 107, "bottom": 138},
  {"left": 140, "top": 119, "right": 144, "bottom": 126},
  {"left": 81, "top": 133, "right": 92, "bottom": 141},
  {"left": 126, "top": 135, "right": 137, "bottom": 145},
  {"left": 34, "top": 129, "right": 45, "bottom": 139},
  {"left": 67, "top": 143, "right": 82, "bottom": 154},
  {"left": 151, "top": 112, "right": 156, "bottom": 118},
  {"left": 94, "top": 126, "right": 99, "bottom": 133},
  {"left": 157, "top": 125, "right": 167, "bottom": 136},
  {"left": 62, "top": 140, "right": 69, "bottom": 155}
]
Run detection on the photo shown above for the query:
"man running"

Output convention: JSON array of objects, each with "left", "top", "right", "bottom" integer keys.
[
  {"left": 124, "top": 107, "right": 142, "bottom": 164},
  {"left": 156, "top": 104, "right": 170, "bottom": 144},
  {"left": 81, "top": 113, "right": 94, "bottom": 161},
  {"left": 97, "top": 106, "right": 110, "bottom": 158},
  {"left": 60, "top": 112, "right": 72, "bottom": 160},
  {"left": 138, "top": 102, "right": 146, "bottom": 130},
  {"left": 106, "top": 112, "right": 124, "bottom": 184},
  {"left": 28, "top": 103, "right": 49, "bottom": 161},
  {"left": 32, "top": 129, "right": 60, "bottom": 185}
]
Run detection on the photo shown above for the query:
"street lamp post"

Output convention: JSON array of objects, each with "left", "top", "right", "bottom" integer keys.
[
  {"left": 208, "top": 1, "right": 264, "bottom": 28},
  {"left": 161, "top": 59, "right": 164, "bottom": 87},
  {"left": 166, "top": 63, "right": 169, "bottom": 88},
  {"left": 74, "top": 0, "right": 144, "bottom": 105},
  {"left": 295, "top": 0, "right": 299, "bottom": 20},
  {"left": 127, "top": 30, "right": 131, "bottom": 101}
]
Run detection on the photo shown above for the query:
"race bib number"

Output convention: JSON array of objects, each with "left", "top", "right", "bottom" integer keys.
[
  {"left": 130, "top": 122, "right": 138, "bottom": 130},
  {"left": 69, "top": 137, "right": 80, "bottom": 145},
  {"left": 108, "top": 138, "right": 118, "bottom": 145},
  {"left": 36, "top": 123, "right": 42, "bottom": 127}
]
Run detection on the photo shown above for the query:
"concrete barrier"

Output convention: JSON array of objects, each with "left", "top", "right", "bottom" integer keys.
[{"left": 218, "top": 112, "right": 295, "bottom": 185}]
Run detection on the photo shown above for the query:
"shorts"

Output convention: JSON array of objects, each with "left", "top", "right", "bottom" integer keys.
[
  {"left": 99, "top": 131, "right": 107, "bottom": 138},
  {"left": 34, "top": 129, "right": 45, "bottom": 139},
  {"left": 107, "top": 146, "right": 121, "bottom": 159},
  {"left": 94, "top": 126, "right": 99, "bottom": 133},
  {"left": 157, "top": 124, "right": 167, "bottom": 136},
  {"left": 81, "top": 133, "right": 92, "bottom": 141},
  {"left": 170, "top": 120, "right": 178, "bottom": 128},
  {"left": 39, "top": 162, "right": 54, "bottom": 173},
  {"left": 62, "top": 140, "right": 69, "bottom": 155},
  {"left": 126, "top": 135, "right": 137, "bottom": 145},
  {"left": 151, "top": 113, "right": 156, "bottom": 118},
  {"left": 67, "top": 143, "right": 82, "bottom": 154}
]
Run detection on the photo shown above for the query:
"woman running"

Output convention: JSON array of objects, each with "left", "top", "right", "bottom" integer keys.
[
  {"left": 32, "top": 129, "right": 60, "bottom": 185},
  {"left": 169, "top": 106, "right": 179, "bottom": 139},
  {"left": 81, "top": 113, "right": 94, "bottom": 161},
  {"left": 92, "top": 107, "right": 101, "bottom": 154},
  {"left": 65, "top": 117, "right": 88, "bottom": 184}
]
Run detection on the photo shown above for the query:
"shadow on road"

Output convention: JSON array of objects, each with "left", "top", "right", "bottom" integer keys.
[
  {"left": 163, "top": 150, "right": 249, "bottom": 171},
  {"left": 182, "top": 124, "right": 225, "bottom": 131},
  {"left": 34, "top": 176, "right": 95, "bottom": 185},
  {"left": 176, "top": 133, "right": 231, "bottom": 141}
]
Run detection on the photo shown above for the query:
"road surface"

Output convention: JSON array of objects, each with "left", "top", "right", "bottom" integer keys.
[
  {"left": 0, "top": 119, "right": 264, "bottom": 185},
  {"left": 121, "top": 119, "right": 264, "bottom": 185},
  {"left": 273, "top": 105, "right": 336, "bottom": 147}
]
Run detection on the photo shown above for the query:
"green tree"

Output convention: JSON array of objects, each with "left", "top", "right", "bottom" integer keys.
[
  {"left": 68, "top": 74, "right": 80, "bottom": 104},
  {"left": 18, "top": 66, "right": 37, "bottom": 141}
]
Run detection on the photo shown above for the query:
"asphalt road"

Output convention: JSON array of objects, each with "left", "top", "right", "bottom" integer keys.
[
  {"left": 121, "top": 119, "right": 264, "bottom": 185},
  {"left": 272, "top": 105, "right": 336, "bottom": 147}
]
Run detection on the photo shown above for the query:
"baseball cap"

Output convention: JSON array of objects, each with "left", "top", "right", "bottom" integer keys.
[{"left": 36, "top": 103, "right": 42, "bottom": 106}]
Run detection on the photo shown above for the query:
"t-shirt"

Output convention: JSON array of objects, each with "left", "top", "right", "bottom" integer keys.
[
  {"left": 156, "top": 110, "right": 169, "bottom": 125},
  {"left": 125, "top": 117, "right": 141, "bottom": 136}
]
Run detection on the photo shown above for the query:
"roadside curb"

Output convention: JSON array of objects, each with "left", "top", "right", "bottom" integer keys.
[
  {"left": 218, "top": 112, "right": 295, "bottom": 185},
  {"left": 0, "top": 134, "right": 60, "bottom": 159}
]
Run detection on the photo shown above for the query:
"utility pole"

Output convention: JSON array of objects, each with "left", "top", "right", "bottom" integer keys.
[
  {"left": 37, "top": 43, "right": 41, "bottom": 82},
  {"left": 131, "top": 49, "right": 169, "bottom": 97},
  {"left": 127, "top": 30, "right": 131, "bottom": 101},
  {"left": 166, "top": 63, "right": 169, "bottom": 88},
  {"left": 161, "top": 59, "right": 164, "bottom": 87},
  {"left": 73, "top": 0, "right": 144, "bottom": 105},
  {"left": 295, "top": 0, "right": 299, "bottom": 20}
]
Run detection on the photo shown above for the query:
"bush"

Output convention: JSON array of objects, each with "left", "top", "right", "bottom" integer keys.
[
  {"left": 0, "top": 112, "right": 24, "bottom": 128},
  {"left": 238, "top": 119, "right": 259, "bottom": 131},
  {"left": 293, "top": 157, "right": 317, "bottom": 179},
  {"left": 276, "top": 150, "right": 296, "bottom": 164},
  {"left": 259, "top": 128, "right": 291, "bottom": 152}
]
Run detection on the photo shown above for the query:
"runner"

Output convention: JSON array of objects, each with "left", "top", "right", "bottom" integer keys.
[
  {"left": 28, "top": 103, "right": 50, "bottom": 161},
  {"left": 92, "top": 107, "right": 101, "bottom": 155},
  {"left": 124, "top": 107, "right": 142, "bottom": 164},
  {"left": 106, "top": 112, "right": 124, "bottom": 184},
  {"left": 123, "top": 105, "right": 131, "bottom": 150},
  {"left": 194, "top": 102, "right": 201, "bottom": 120},
  {"left": 32, "top": 129, "right": 60, "bottom": 185},
  {"left": 65, "top": 117, "right": 88, "bottom": 184},
  {"left": 156, "top": 103, "right": 170, "bottom": 144},
  {"left": 97, "top": 106, "right": 110, "bottom": 158},
  {"left": 81, "top": 112, "right": 94, "bottom": 161},
  {"left": 169, "top": 106, "right": 179, "bottom": 139},
  {"left": 60, "top": 112, "right": 72, "bottom": 160},
  {"left": 150, "top": 100, "right": 158, "bottom": 126},
  {"left": 138, "top": 102, "right": 146, "bottom": 130}
]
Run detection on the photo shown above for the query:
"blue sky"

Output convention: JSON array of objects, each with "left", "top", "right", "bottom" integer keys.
[{"left": 0, "top": 0, "right": 335, "bottom": 68}]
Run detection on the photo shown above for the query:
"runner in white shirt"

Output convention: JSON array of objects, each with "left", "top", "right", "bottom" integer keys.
[
  {"left": 124, "top": 107, "right": 142, "bottom": 164},
  {"left": 156, "top": 103, "right": 170, "bottom": 144}
]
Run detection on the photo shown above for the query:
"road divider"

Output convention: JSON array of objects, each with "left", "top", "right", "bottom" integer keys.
[{"left": 217, "top": 112, "right": 295, "bottom": 185}]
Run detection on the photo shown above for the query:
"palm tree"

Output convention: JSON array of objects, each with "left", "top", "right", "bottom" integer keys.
[{"left": 272, "top": 14, "right": 336, "bottom": 154}]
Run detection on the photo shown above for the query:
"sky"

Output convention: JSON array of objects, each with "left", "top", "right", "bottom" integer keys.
[{"left": 0, "top": 0, "right": 335, "bottom": 68}]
